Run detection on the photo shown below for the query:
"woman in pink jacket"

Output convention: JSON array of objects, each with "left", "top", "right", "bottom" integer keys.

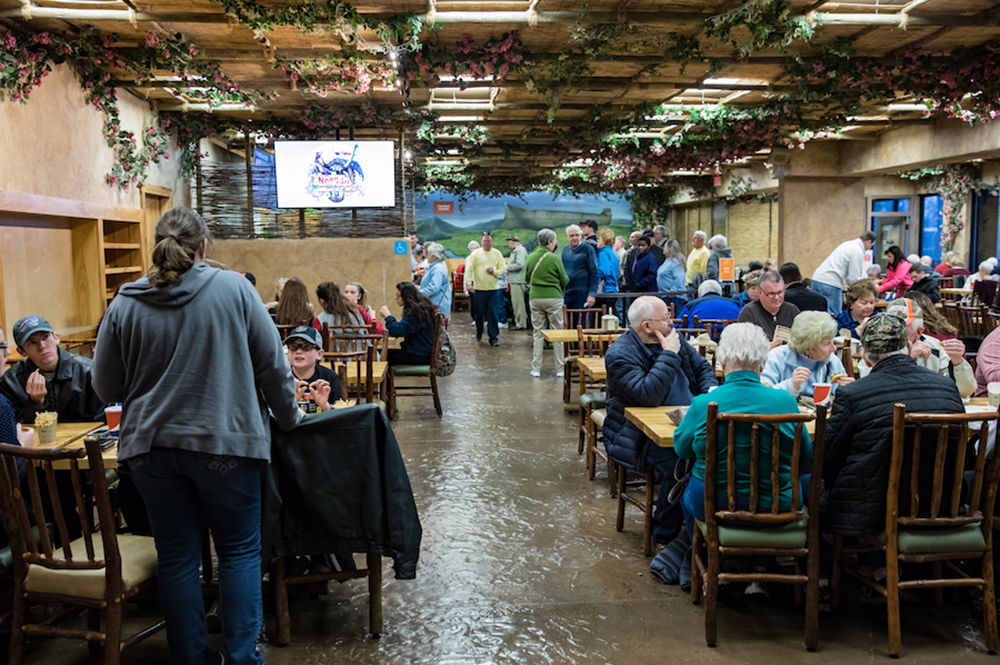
[{"left": 879, "top": 245, "right": 913, "bottom": 295}]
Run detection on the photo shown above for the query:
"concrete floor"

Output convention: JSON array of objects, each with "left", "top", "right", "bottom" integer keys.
[{"left": 27, "top": 318, "right": 994, "bottom": 664}]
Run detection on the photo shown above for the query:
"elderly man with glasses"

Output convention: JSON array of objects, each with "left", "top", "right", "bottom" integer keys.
[
  {"left": 736, "top": 270, "right": 801, "bottom": 347},
  {"left": 0, "top": 315, "right": 104, "bottom": 423},
  {"left": 602, "top": 296, "right": 718, "bottom": 546}
]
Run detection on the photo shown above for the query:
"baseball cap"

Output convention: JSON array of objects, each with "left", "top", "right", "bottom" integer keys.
[
  {"left": 885, "top": 298, "right": 922, "bottom": 325},
  {"left": 13, "top": 315, "right": 54, "bottom": 348},
  {"left": 860, "top": 311, "right": 908, "bottom": 355},
  {"left": 283, "top": 326, "right": 323, "bottom": 349},
  {"left": 506, "top": 235, "right": 519, "bottom": 242},
  {"left": 582, "top": 219, "right": 598, "bottom": 230}
]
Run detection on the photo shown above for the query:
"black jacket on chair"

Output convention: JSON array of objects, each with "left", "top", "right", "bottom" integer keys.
[
  {"left": 821, "top": 354, "right": 963, "bottom": 536},
  {"left": 266, "top": 404, "right": 422, "bottom": 579}
]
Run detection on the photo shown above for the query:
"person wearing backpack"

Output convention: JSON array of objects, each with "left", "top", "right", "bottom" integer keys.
[{"left": 526, "top": 228, "right": 570, "bottom": 379}]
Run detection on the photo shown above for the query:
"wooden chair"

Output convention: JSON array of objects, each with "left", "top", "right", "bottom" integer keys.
[
  {"left": 575, "top": 328, "right": 621, "bottom": 456},
  {"left": 0, "top": 440, "right": 164, "bottom": 665},
  {"left": 941, "top": 300, "right": 963, "bottom": 333},
  {"left": 561, "top": 306, "right": 605, "bottom": 404},
  {"left": 615, "top": 461, "right": 656, "bottom": 556},
  {"left": 959, "top": 304, "right": 991, "bottom": 340},
  {"left": 938, "top": 276, "right": 955, "bottom": 290},
  {"left": 691, "top": 404, "right": 825, "bottom": 650},
  {"left": 839, "top": 338, "right": 860, "bottom": 378},
  {"left": 321, "top": 323, "right": 377, "bottom": 352},
  {"left": 691, "top": 317, "right": 737, "bottom": 342},
  {"left": 386, "top": 313, "right": 445, "bottom": 418},
  {"left": 325, "top": 346, "right": 376, "bottom": 404},
  {"left": 831, "top": 404, "right": 1000, "bottom": 657},
  {"left": 270, "top": 553, "right": 382, "bottom": 645}
]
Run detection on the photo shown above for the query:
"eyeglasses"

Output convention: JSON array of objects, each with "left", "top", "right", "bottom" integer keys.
[
  {"left": 287, "top": 342, "right": 319, "bottom": 352},
  {"left": 761, "top": 289, "right": 784, "bottom": 298}
]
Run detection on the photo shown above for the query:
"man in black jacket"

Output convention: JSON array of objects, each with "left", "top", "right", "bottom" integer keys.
[
  {"left": 779, "top": 262, "right": 828, "bottom": 312},
  {"left": 822, "top": 311, "right": 964, "bottom": 537},
  {"left": 907, "top": 263, "right": 942, "bottom": 303},
  {"left": 603, "top": 296, "right": 718, "bottom": 544},
  {"left": 0, "top": 315, "right": 104, "bottom": 423}
]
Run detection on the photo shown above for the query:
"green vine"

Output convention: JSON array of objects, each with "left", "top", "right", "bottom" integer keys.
[{"left": 706, "top": 0, "right": 818, "bottom": 58}]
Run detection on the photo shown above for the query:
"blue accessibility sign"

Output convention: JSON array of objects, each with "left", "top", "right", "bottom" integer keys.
[{"left": 393, "top": 240, "right": 409, "bottom": 255}]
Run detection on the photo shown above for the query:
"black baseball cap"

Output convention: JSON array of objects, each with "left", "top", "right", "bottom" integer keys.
[{"left": 283, "top": 326, "right": 322, "bottom": 349}]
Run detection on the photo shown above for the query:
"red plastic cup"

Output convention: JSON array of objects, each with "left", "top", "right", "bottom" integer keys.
[
  {"left": 813, "top": 383, "right": 832, "bottom": 405},
  {"left": 105, "top": 405, "right": 122, "bottom": 433}
]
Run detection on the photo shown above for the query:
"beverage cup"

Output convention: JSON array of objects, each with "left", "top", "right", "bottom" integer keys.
[
  {"left": 105, "top": 404, "right": 122, "bottom": 435},
  {"left": 813, "top": 382, "right": 832, "bottom": 405},
  {"left": 989, "top": 382, "right": 1000, "bottom": 407},
  {"left": 37, "top": 422, "right": 57, "bottom": 445}
]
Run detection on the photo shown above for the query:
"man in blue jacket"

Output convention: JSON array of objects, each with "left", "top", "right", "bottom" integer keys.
[
  {"left": 603, "top": 296, "right": 718, "bottom": 545},
  {"left": 561, "top": 224, "right": 599, "bottom": 310}
]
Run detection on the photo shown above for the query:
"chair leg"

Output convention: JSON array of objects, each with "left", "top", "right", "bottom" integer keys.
[
  {"left": 885, "top": 558, "right": 902, "bottom": 658},
  {"left": 983, "top": 551, "right": 999, "bottom": 654},
  {"left": 607, "top": 458, "right": 617, "bottom": 498},
  {"left": 585, "top": 418, "right": 596, "bottom": 480},
  {"left": 642, "top": 465, "right": 654, "bottom": 557},
  {"left": 615, "top": 468, "right": 626, "bottom": 532},
  {"left": 366, "top": 553, "right": 383, "bottom": 638},
  {"left": 804, "top": 561, "right": 820, "bottom": 651},
  {"left": 88, "top": 608, "right": 102, "bottom": 654},
  {"left": 577, "top": 404, "right": 586, "bottom": 455},
  {"left": 272, "top": 557, "right": 291, "bottom": 646},
  {"left": 429, "top": 374, "right": 442, "bottom": 417},
  {"left": 8, "top": 578, "right": 26, "bottom": 665},
  {"left": 103, "top": 601, "right": 123, "bottom": 665},
  {"left": 932, "top": 561, "right": 944, "bottom": 607},
  {"left": 690, "top": 528, "right": 703, "bottom": 604},
  {"left": 386, "top": 371, "right": 397, "bottom": 420},
  {"left": 705, "top": 540, "right": 720, "bottom": 647}
]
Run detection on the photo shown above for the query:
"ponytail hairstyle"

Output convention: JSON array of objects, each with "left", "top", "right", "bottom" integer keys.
[
  {"left": 149, "top": 207, "right": 209, "bottom": 288},
  {"left": 316, "top": 281, "right": 361, "bottom": 322},
  {"left": 275, "top": 277, "right": 314, "bottom": 326},
  {"left": 396, "top": 281, "right": 436, "bottom": 325}
]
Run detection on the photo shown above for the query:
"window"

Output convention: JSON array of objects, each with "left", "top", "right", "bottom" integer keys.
[
  {"left": 869, "top": 197, "right": 912, "bottom": 265},
  {"left": 919, "top": 195, "right": 943, "bottom": 264}
]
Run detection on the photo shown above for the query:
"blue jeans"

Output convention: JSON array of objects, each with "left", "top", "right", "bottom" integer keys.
[
  {"left": 472, "top": 289, "right": 500, "bottom": 343},
  {"left": 810, "top": 280, "right": 843, "bottom": 316},
  {"left": 129, "top": 449, "right": 265, "bottom": 665}
]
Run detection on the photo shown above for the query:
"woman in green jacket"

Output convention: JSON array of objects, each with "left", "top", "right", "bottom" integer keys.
[{"left": 526, "top": 227, "right": 570, "bottom": 378}]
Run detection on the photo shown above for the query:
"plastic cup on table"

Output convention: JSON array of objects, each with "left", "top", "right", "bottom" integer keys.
[
  {"left": 813, "top": 383, "right": 832, "bottom": 406},
  {"left": 988, "top": 382, "right": 1000, "bottom": 407},
  {"left": 105, "top": 404, "right": 122, "bottom": 436}
]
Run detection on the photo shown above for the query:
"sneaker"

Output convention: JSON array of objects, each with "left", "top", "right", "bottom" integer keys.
[
  {"left": 498, "top": 322, "right": 509, "bottom": 328},
  {"left": 555, "top": 370, "right": 564, "bottom": 378},
  {"left": 530, "top": 370, "right": 541, "bottom": 378},
  {"left": 744, "top": 582, "right": 769, "bottom": 597},
  {"left": 490, "top": 340, "right": 500, "bottom": 347}
]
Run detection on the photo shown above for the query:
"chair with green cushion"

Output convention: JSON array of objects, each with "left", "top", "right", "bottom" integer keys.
[
  {"left": 690, "top": 403, "right": 825, "bottom": 651},
  {"left": 575, "top": 327, "right": 622, "bottom": 456},
  {"left": 387, "top": 313, "right": 445, "bottom": 418},
  {"left": 587, "top": 408, "right": 616, "bottom": 498},
  {"left": 832, "top": 404, "right": 1000, "bottom": 657}
]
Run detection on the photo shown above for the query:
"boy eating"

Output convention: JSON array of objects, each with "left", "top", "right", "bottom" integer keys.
[{"left": 284, "top": 326, "right": 341, "bottom": 413}]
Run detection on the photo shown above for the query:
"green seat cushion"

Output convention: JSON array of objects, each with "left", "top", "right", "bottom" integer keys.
[
  {"left": 392, "top": 365, "right": 430, "bottom": 376},
  {"left": 590, "top": 409, "right": 607, "bottom": 428},
  {"left": 894, "top": 523, "right": 986, "bottom": 554},
  {"left": 697, "top": 519, "right": 808, "bottom": 549},
  {"left": 578, "top": 391, "right": 606, "bottom": 408}
]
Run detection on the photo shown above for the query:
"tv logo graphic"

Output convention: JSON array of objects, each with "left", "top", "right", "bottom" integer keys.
[{"left": 308, "top": 144, "right": 365, "bottom": 203}]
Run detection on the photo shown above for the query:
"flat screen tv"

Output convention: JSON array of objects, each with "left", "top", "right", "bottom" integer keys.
[{"left": 273, "top": 140, "right": 396, "bottom": 208}]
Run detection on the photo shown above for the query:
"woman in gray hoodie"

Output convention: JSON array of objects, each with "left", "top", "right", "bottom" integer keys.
[{"left": 94, "top": 208, "right": 300, "bottom": 665}]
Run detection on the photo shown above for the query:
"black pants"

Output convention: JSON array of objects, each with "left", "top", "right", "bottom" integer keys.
[
  {"left": 387, "top": 349, "right": 431, "bottom": 366},
  {"left": 472, "top": 290, "right": 500, "bottom": 343}
]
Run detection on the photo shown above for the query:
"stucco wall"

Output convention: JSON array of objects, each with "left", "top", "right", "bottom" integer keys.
[
  {"left": 779, "top": 177, "right": 867, "bottom": 275},
  {"left": 728, "top": 200, "right": 778, "bottom": 265},
  {"left": 0, "top": 64, "right": 182, "bottom": 207}
]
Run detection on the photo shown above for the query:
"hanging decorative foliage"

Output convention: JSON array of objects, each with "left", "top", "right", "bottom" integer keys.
[
  {"left": 274, "top": 52, "right": 397, "bottom": 96},
  {"left": 705, "top": 0, "right": 818, "bottom": 58},
  {"left": 403, "top": 32, "right": 523, "bottom": 90}
]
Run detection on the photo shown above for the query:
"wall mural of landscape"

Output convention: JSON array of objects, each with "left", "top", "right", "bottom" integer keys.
[{"left": 416, "top": 192, "right": 634, "bottom": 257}]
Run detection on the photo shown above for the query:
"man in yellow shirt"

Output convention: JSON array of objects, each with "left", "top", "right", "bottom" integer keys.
[
  {"left": 467, "top": 232, "right": 508, "bottom": 346},
  {"left": 685, "top": 230, "right": 710, "bottom": 285}
]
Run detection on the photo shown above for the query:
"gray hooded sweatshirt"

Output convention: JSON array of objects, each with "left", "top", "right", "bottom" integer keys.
[{"left": 93, "top": 263, "right": 301, "bottom": 462}]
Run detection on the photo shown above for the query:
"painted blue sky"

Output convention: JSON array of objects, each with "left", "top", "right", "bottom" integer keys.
[{"left": 416, "top": 191, "right": 633, "bottom": 227}]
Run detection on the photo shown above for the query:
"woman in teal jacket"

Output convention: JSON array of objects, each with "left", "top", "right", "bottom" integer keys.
[{"left": 674, "top": 322, "right": 812, "bottom": 528}]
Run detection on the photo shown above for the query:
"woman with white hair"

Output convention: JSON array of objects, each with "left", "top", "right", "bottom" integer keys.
[
  {"left": 705, "top": 234, "right": 733, "bottom": 282},
  {"left": 966, "top": 259, "right": 998, "bottom": 286},
  {"left": 419, "top": 242, "right": 452, "bottom": 318},
  {"left": 675, "top": 322, "right": 813, "bottom": 534},
  {"left": 761, "top": 311, "right": 853, "bottom": 397}
]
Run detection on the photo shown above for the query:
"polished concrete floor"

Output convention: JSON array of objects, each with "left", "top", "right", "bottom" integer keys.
[{"left": 28, "top": 316, "right": 994, "bottom": 663}]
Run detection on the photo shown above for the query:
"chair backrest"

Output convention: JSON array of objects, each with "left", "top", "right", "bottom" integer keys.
[
  {"left": 576, "top": 328, "right": 625, "bottom": 358},
  {"left": 941, "top": 301, "right": 962, "bottom": 331},
  {"left": 562, "top": 306, "right": 604, "bottom": 331},
  {"left": 62, "top": 338, "right": 97, "bottom": 358},
  {"left": 958, "top": 305, "right": 989, "bottom": 339},
  {"left": 839, "top": 338, "right": 858, "bottom": 378},
  {"left": 939, "top": 276, "right": 955, "bottom": 290},
  {"left": 322, "top": 323, "right": 376, "bottom": 351},
  {"left": 886, "top": 404, "right": 1000, "bottom": 534},
  {"left": 703, "top": 403, "right": 825, "bottom": 527},
  {"left": 0, "top": 440, "right": 122, "bottom": 599},
  {"left": 691, "top": 317, "right": 737, "bottom": 342},
  {"left": 324, "top": 346, "right": 376, "bottom": 403}
]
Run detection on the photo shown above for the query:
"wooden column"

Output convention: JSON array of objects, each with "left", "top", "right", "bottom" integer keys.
[{"left": 244, "top": 129, "right": 254, "bottom": 238}]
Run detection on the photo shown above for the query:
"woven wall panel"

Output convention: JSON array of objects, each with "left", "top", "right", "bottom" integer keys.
[{"left": 195, "top": 158, "right": 407, "bottom": 239}]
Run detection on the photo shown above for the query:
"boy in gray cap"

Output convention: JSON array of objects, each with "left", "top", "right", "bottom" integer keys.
[{"left": 822, "top": 311, "right": 964, "bottom": 538}]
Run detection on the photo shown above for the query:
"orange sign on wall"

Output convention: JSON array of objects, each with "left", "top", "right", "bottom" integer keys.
[
  {"left": 433, "top": 201, "right": 454, "bottom": 215},
  {"left": 719, "top": 258, "right": 736, "bottom": 281}
]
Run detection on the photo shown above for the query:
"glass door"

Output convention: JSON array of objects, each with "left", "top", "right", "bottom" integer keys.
[{"left": 869, "top": 197, "right": 913, "bottom": 268}]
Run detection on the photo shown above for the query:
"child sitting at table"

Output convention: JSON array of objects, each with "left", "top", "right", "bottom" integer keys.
[{"left": 284, "top": 327, "right": 341, "bottom": 413}]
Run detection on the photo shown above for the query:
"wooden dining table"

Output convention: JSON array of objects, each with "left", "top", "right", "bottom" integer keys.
[{"left": 25, "top": 421, "right": 116, "bottom": 470}]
